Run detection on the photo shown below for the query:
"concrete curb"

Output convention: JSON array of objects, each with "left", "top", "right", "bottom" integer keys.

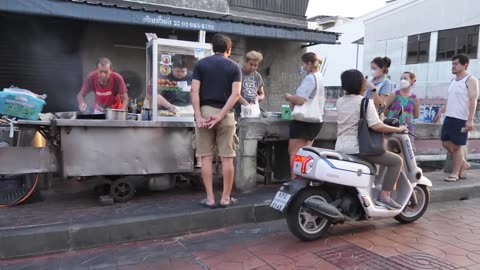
[
  {"left": 1, "top": 178, "right": 479, "bottom": 259},
  {"left": 430, "top": 180, "right": 480, "bottom": 202},
  {"left": 0, "top": 204, "right": 282, "bottom": 259}
]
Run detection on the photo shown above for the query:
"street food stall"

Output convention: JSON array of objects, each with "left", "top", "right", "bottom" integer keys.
[{"left": 0, "top": 37, "right": 212, "bottom": 206}]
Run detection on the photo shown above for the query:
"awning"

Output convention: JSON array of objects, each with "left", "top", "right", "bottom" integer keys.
[{"left": 0, "top": 0, "right": 339, "bottom": 44}]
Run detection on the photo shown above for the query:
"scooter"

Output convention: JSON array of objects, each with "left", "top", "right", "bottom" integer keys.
[{"left": 270, "top": 117, "right": 432, "bottom": 241}]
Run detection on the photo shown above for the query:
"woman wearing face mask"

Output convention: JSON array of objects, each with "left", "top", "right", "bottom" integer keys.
[
  {"left": 385, "top": 72, "right": 420, "bottom": 143},
  {"left": 365, "top": 57, "right": 393, "bottom": 115},
  {"left": 285, "top": 52, "right": 325, "bottom": 179}
]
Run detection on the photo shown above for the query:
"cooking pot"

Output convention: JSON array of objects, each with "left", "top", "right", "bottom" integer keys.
[{"left": 105, "top": 109, "right": 127, "bottom": 120}]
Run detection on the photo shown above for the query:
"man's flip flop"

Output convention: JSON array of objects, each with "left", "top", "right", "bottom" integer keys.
[
  {"left": 200, "top": 199, "right": 216, "bottom": 209},
  {"left": 220, "top": 197, "right": 238, "bottom": 208},
  {"left": 444, "top": 176, "right": 459, "bottom": 182}
]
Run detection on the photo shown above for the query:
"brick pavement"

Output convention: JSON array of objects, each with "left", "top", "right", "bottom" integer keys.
[{"left": 3, "top": 198, "right": 480, "bottom": 270}]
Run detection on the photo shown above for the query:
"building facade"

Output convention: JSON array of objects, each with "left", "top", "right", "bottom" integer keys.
[
  {"left": 0, "top": 0, "right": 338, "bottom": 112},
  {"left": 363, "top": 0, "right": 480, "bottom": 122}
]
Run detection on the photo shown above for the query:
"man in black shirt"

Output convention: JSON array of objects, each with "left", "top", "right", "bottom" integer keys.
[
  {"left": 160, "top": 58, "right": 193, "bottom": 108},
  {"left": 191, "top": 33, "right": 242, "bottom": 208},
  {"left": 165, "top": 58, "right": 193, "bottom": 84}
]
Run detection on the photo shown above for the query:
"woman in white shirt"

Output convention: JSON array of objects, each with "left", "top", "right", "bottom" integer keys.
[
  {"left": 284, "top": 52, "right": 325, "bottom": 179},
  {"left": 336, "top": 69, "right": 407, "bottom": 209}
]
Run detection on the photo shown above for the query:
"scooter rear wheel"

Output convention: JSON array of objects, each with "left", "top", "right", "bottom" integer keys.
[
  {"left": 395, "top": 185, "right": 430, "bottom": 224},
  {"left": 286, "top": 188, "right": 332, "bottom": 241}
]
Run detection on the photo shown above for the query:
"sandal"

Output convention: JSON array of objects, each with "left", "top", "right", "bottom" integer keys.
[
  {"left": 220, "top": 197, "right": 238, "bottom": 208},
  {"left": 200, "top": 198, "right": 216, "bottom": 209},
  {"left": 444, "top": 176, "right": 459, "bottom": 182}
]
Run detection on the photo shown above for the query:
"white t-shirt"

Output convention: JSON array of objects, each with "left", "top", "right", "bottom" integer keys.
[{"left": 335, "top": 95, "right": 382, "bottom": 154}]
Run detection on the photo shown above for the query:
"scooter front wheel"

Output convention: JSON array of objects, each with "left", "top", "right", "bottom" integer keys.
[
  {"left": 286, "top": 188, "right": 332, "bottom": 241},
  {"left": 395, "top": 185, "right": 430, "bottom": 224}
]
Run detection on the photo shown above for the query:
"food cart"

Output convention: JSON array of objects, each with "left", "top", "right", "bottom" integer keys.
[{"left": 0, "top": 37, "right": 213, "bottom": 206}]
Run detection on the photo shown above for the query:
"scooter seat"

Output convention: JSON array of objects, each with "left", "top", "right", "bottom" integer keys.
[
  {"left": 342, "top": 154, "right": 377, "bottom": 175},
  {"left": 302, "top": 147, "right": 377, "bottom": 175}
]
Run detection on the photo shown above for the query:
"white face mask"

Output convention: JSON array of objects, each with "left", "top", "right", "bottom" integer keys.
[
  {"left": 399, "top": 79, "right": 410, "bottom": 89},
  {"left": 370, "top": 69, "right": 378, "bottom": 78},
  {"left": 299, "top": 66, "right": 307, "bottom": 77}
]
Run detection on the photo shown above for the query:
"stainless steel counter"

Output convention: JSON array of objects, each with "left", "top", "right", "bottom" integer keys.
[
  {"left": 16, "top": 117, "right": 195, "bottom": 128},
  {"left": 1, "top": 117, "right": 195, "bottom": 176},
  {"left": 55, "top": 119, "right": 195, "bottom": 128},
  {"left": 16, "top": 120, "right": 52, "bottom": 126}
]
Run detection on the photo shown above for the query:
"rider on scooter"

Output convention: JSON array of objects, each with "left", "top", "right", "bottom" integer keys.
[{"left": 335, "top": 69, "right": 408, "bottom": 209}]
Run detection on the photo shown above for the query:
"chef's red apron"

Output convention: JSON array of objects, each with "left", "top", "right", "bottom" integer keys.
[{"left": 93, "top": 73, "right": 122, "bottom": 112}]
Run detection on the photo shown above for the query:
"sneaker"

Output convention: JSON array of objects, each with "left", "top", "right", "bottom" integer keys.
[{"left": 376, "top": 197, "right": 402, "bottom": 209}]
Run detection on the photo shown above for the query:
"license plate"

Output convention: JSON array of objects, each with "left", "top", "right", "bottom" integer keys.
[{"left": 270, "top": 191, "right": 292, "bottom": 212}]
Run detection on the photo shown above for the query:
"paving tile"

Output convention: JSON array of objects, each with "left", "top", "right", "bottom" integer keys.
[
  {"left": 290, "top": 252, "right": 324, "bottom": 267},
  {"left": 251, "top": 266, "right": 275, "bottom": 270},
  {"left": 8, "top": 198, "right": 480, "bottom": 269},
  {"left": 443, "top": 253, "right": 477, "bottom": 267},
  {"left": 467, "top": 264, "right": 480, "bottom": 270},
  {"left": 256, "top": 254, "right": 296, "bottom": 270},
  {"left": 241, "top": 256, "right": 267, "bottom": 270},
  {"left": 211, "top": 261, "right": 243, "bottom": 270},
  {"left": 60, "top": 249, "right": 116, "bottom": 270}
]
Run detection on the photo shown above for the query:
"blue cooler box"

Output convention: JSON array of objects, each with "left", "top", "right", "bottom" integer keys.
[{"left": 0, "top": 91, "right": 46, "bottom": 120}]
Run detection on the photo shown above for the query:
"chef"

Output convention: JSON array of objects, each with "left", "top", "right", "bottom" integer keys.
[
  {"left": 77, "top": 57, "right": 129, "bottom": 113},
  {"left": 156, "top": 57, "right": 193, "bottom": 112},
  {"left": 164, "top": 57, "right": 193, "bottom": 84}
]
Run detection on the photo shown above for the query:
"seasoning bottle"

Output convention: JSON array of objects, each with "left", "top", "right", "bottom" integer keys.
[
  {"left": 129, "top": 98, "right": 137, "bottom": 113},
  {"left": 142, "top": 96, "right": 151, "bottom": 120}
]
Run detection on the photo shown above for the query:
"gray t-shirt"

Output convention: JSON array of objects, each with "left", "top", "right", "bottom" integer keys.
[
  {"left": 241, "top": 71, "right": 264, "bottom": 103},
  {"left": 365, "top": 77, "right": 392, "bottom": 99},
  {"left": 296, "top": 74, "right": 317, "bottom": 99}
]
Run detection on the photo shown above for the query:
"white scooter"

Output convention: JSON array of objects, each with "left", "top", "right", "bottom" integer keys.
[{"left": 270, "top": 117, "right": 432, "bottom": 241}]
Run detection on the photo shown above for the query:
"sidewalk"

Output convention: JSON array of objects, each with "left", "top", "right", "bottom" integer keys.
[
  {"left": 1, "top": 170, "right": 480, "bottom": 259},
  {"left": 3, "top": 198, "right": 480, "bottom": 270}
]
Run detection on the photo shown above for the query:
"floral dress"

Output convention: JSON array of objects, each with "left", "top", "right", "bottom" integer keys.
[{"left": 386, "top": 90, "right": 417, "bottom": 135}]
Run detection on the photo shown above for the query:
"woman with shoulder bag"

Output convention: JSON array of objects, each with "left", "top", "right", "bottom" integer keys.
[
  {"left": 284, "top": 52, "right": 325, "bottom": 179},
  {"left": 336, "top": 69, "right": 408, "bottom": 209}
]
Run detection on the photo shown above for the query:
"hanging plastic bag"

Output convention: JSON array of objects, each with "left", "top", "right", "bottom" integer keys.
[{"left": 241, "top": 102, "right": 261, "bottom": 118}]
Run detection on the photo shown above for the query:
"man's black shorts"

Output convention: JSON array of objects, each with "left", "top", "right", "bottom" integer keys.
[{"left": 441, "top": 116, "right": 468, "bottom": 146}]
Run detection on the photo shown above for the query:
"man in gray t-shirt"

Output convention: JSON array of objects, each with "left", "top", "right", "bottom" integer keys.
[{"left": 235, "top": 51, "right": 265, "bottom": 117}]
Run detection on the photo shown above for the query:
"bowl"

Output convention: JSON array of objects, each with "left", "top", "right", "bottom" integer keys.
[{"left": 55, "top": 111, "right": 77, "bottom": 119}]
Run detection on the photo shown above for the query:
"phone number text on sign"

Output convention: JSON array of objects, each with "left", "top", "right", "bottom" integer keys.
[{"left": 143, "top": 16, "right": 215, "bottom": 30}]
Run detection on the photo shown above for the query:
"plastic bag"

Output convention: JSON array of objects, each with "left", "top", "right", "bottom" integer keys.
[
  {"left": 3, "top": 86, "right": 47, "bottom": 100},
  {"left": 241, "top": 102, "right": 261, "bottom": 118}
]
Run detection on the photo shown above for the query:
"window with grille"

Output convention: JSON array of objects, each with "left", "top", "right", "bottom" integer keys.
[
  {"left": 406, "top": 33, "right": 430, "bottom": 64},
  {"left": 437, "top": 25, "right": 479, "bottom": 61}
]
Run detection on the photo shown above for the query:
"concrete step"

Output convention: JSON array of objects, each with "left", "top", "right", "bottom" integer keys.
[{"left": 1, "top": 170, "right": 480, "bottom": 259}]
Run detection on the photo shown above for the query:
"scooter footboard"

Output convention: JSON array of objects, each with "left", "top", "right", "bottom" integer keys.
[{"left": 391, "top": 171, "right": 414, "bottom": 207}]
